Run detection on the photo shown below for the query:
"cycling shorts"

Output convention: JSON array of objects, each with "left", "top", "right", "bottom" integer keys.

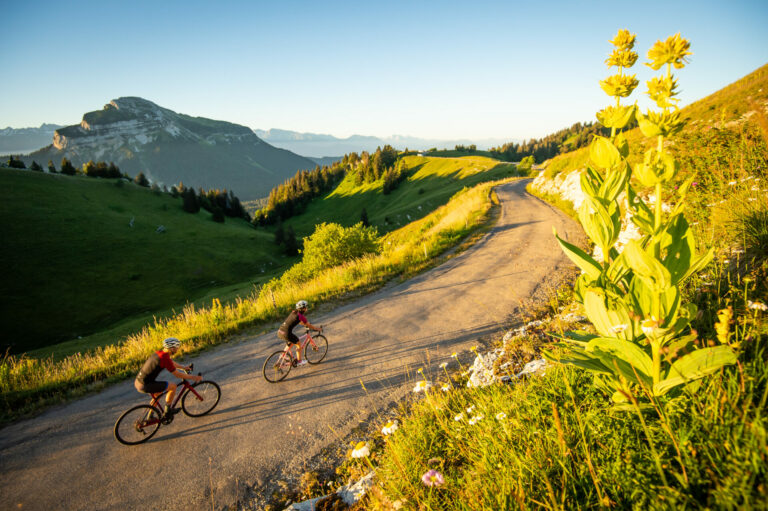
[
  {"left": 135, "top": 379, "right": 169, "bottom": 394},
  {"left": 277, "top": 329, "right": 299, "bottom": 346}
]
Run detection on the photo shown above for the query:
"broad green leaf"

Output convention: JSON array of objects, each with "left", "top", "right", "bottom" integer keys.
[
  {"left": 596, "top": 104, "right": 637, "bottom": 130},
  {"left": 623, "top": 240, "right": 670, "bottom": 292},
  {"left": 587, "top": 337, "right": 654, "bottom": 386},
  {"left": 579, "top": 196, "right": 621, "bottom": 251},
  {"left": 543, "top": 348, "right": 613, "bottom": 375},
  {"left": 659, "top": 214, "right": 696, "bottom": 285},
  {"left": 676, "top": 248, "right": 714, "bottom": 285},
  {"left": 654, "top": 345, "right": 737, "bottom": 395},
  {"left": 637, "top": 110, "right": 663, "bottom": 137},
  {"left": 614, "top": 132, "right": 630, "bottom": 158},
  {"left": 584, "top": 289, "right": 634, "bottom": 339},
  {"left": 580, "top": 166, "right": 602, "bottom": 197},
  {"left": 555, "top": 233, "right": 603, "bottom": 280},
  {"left": 589, "top": 136, "right": 622, "bottom": 170},
  {"left": 627, "top": 184, "right": 655, "bottom": 235},
  {"left": 599, "top": 161, "right": 630, "bottom": 202}
]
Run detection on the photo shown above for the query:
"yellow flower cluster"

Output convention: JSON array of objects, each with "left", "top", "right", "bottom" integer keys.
[
  {"left": 646, "top": 75, "right": 680, "bottom": 108},
  {"left": 606, "top": 47, "right": 638, "bottom": 68},
  {"left": 600, "top": 74, "right": 639, "bottom": 98},
  {"left": 646, "top": 33, "right": 692, "bottom": 70}
]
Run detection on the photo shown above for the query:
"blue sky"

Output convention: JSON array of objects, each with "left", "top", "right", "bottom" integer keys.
[{"left": 1, "top": 0, "right": 767, "bottom": 140}]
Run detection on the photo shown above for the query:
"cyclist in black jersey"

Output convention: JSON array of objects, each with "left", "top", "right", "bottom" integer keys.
[
  {"left": 134, "top": 337, "right": 202, "bottom": 417},
  {"left": 277, "top": 300, "right": 322, "bottom": 366}
]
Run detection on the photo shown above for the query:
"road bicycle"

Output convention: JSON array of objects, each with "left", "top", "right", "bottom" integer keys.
[
  {"left": 114, "top": 364, "right": 221, "bottom": 445},
  {"left": 262, "top": 328, "right": 328, "bottom": 383}
]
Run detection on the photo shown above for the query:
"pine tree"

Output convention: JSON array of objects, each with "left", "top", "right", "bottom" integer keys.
[
  {"left": 360, "top": 208, "right": 370, "bottom": 227},
  {"left": 29, "top": 161, "right": 43, "bottom": 171},
  {"left": 60, "top": 158, "right": 76, "bottom": 175},
  {"left": 134, "top": 172, "right": 150, "bottom": 187},
  {"left": 283, "top": 226, "right": 299, "bottom": 256},
  {"left": 47, "top": 160, "right": 56, "bottom": 173}
]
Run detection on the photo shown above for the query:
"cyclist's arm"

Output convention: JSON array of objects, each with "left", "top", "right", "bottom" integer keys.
[
  {"left": 300, "top": 320, "right": 322, "bottom": 332},
  {"left": 170, "top": 368, "right": 202, "bottom": 382},
  {"left": 171, "top": 359, "right": 190, "bottom": 371}
]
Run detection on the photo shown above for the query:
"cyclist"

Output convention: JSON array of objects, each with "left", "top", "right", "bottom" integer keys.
[
  {"left": 278, "top": 300, "right": 322, "bottom": 367},
  {"left": 134, "top": 337, "right": 202, "bottom": 417}
]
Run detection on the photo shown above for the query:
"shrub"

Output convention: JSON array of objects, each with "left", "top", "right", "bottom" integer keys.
[{"left": 279, "top": 222, "right": 380, "bottom": 285}]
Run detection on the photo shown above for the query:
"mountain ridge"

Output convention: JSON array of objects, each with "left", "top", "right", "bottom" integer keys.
[{"left": 14, "top": 97, "right": 316, "bottom": 200}]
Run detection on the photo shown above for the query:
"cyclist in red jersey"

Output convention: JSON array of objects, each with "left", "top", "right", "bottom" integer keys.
[
  {"left": 277, "top": 300, "right": 322, "bottom": 367},
  {"left": 134, "top": 337, "right": 202, "bottom": 417}
]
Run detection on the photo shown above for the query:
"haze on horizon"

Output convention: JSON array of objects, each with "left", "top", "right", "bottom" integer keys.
[{"left": 1, "top": 0, "right": 767, "bottom": 142}]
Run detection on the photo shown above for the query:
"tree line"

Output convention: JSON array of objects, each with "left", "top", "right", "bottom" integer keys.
[
  {"left": 489, "top": 120, "right": 635, "bottom": 162},
  {"left": 3, "top": 155, "right": 249, "bottom": 223}
]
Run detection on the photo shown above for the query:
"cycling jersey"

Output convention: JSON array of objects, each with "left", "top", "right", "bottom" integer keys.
[
  {"left": 278, "top": 309, "right": 307, "bottom": 345},
  {"left": 279, "top": 310, "right": 307, "bottom": 335},
  {"left": 136, "top": 350, "right": 175, "bottom": 384}
]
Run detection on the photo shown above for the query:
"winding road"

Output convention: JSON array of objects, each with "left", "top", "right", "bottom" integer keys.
[{"left": 0, "top": 179, "right": 583, "bottom": 510}]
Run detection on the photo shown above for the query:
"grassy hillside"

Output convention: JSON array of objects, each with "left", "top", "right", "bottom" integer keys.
[
  {"left": 0, "top": 169, "right": 287, "bottom": 353},
  {"left": 283, "top": 155, "right": 516, "bottom": 237}
]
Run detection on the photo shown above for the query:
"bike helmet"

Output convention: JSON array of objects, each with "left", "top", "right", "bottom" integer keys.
[
  {"left": 295, "top": 300, "right": 309, "bottom": 310},
  {"left": 162, "top": 337, "right": 181, "bottom": 349}
]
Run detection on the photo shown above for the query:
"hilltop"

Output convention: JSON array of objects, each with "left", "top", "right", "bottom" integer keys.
[{"left": 15, "top": 97, "right": 316, "bottom": 200}]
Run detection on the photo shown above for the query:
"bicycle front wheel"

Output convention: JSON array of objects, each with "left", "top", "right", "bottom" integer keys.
[
  {"left": 182, "top": 381, "right": 221, "bottom": 417},
  {"left": 114, "top": 404, "right": 162, "bottom": 445},
  {"left": 304, "top": 334, "right": 328, "bottom": 364},
  {"left": 263, "top": 351, "right": 292, "bottom": 383}
]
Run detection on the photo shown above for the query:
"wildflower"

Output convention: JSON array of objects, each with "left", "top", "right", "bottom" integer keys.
[
  {"left": 417, "top": 367, "right": 425, "bottom": 375},
  {"left": 692, "top": 182, "right": 698, "bottom": 187},
  {"left": 466, "top": 405, "right": 476, "bottom": 414},
  {"left": 439, "top": 362, "right": 448, "bottom": 369},
  {"left": 470, "top": 345, "right": 478, "bottom": 353},
  {"left": 646, "top": 33, "right": 692, "bottom": 70},
  {"left": 605, "top": 48, "right": 638, "bottom": 68},
  {"left": 600, "top": 73, "right": 639, "bottom": 98},
  {"left": 612, "top": 324, "right": 628, "bottom": 334},
  {"left": 469, "top": 415, "right": 484, "bottom": 425},
  {"left": 715, "top": 308, "right": 732, "bottom": 344},
  {"left": 421, "top": 469, "right": 445, "bottom": 487},
  {"left": 454, "top": 413, "right": 464, "bottom": 422},
  {"left": 748, "top": 301, "right": 768, "bottom": 311},
  {"left": 641, "top": 317, "right": 660, "bottom": 338},
  {"left": 609, "top": 29, "right": 636, "bottom": 50},
  {"left": 413, "top": 380, "right": 432, "bottom": 393},
  {"left": 495, "top": 412, "right": 507, "bottom": 421},
  {"left": 451, "top": 352, "right": 458, "bottom": 359},
  {"left": 728, "top": 181, "right": 737, "bottom": 186},
  {"left": 351, "top": 441, "right": 370, "bottom": 458},
  {"left": 441, "top": 384, "right": 451, "bottom": 393},
  {"left": 381, "top": 420, "right": 399, "bottom": 436}
]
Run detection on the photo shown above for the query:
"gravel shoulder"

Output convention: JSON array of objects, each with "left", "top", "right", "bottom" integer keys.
[{"left": 0, "top": 179, "right": 583, "bottom": 511}]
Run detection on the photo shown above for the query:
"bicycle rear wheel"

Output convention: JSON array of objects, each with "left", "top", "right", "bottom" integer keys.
[
  {"left": 114, "top": 404, "right": 162, "bottom": 445},
  {"left": 263, "top": 350, "right": 292, "bottom": 383},
  {"left": 182, "top": 381, "right": 221, "bottom": 417},
  {"left": 304, "top": 334, "right": 328, "bottom": 364}
]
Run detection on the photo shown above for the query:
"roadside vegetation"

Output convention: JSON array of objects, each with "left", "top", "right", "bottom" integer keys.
[
  {"left": 0, "top": 171, "right": 517, "bottom": 423},
  {"left": 310, "top": 32, "right": 767, "bottom": 510}
]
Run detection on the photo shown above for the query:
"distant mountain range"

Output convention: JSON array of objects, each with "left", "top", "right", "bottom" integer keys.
[
  {"left": 0, "top": 124, "right": 63, "bottom": 155},
  {"left": 253, "top": 129, "right": 513, "bottom": 158},
  {"left": 8, "top": 98, "right": 316, "bottom": 200}
]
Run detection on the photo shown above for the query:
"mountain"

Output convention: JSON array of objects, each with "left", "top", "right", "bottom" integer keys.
[
  {"left": 0, "top": 123, "right": 62, "bottom": 155},
  {"left": 16, "top": 98, "right": 316, "bottom": 200},
  {"left": 253, "top": 128, "right": 513, "bottom": 158}
]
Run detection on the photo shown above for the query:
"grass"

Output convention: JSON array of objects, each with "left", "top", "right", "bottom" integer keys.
[
  {"left": 310, "top": 64, "right": 768, "bottom": 509},
  {"left": 0, "top": 175, "right": 518, "bottom": 423},
  {"left": 282, "top": 155, "right": 517, "bottom": 238}
]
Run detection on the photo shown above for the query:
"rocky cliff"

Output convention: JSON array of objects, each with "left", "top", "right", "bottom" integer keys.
[{"left": 23, "top": 97, "right": 315, "bottom": 200}]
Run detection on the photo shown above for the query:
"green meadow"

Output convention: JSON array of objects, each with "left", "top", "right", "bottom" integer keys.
[{"left": 0, "top": 169, "right": 288, "bottom": 355}]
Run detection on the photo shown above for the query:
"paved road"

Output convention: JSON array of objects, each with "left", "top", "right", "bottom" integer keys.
[{"left": 0, "top": 179, "right": 583, "bottom": 510}]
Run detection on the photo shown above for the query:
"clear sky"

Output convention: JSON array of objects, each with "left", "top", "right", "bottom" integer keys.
[{"left": 1, "top": 0, "right": 767, "bottom": 141}]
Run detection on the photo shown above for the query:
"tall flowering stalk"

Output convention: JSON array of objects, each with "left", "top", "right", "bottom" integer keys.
[{"left": 546, "top": 31, "right": 736, "bottom": 405}]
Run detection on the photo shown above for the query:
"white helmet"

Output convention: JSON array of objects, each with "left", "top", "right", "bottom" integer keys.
[
  {"left": 162, "top": 337, "right": 181, "bottom": 349},
  {"left": 295, "top": 300, "right": 308, "bottom": 310}
]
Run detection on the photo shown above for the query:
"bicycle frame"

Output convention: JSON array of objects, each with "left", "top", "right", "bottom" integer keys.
[
  {"left": 144, "top": 370, "right": 203, "bottom": 422},
  {"left": 283, "top": 330, "right": 321, "bottom": 360}
]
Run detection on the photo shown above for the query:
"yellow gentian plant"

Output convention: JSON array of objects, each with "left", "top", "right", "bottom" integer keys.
[{"left": 545, "top": 31, "right": 736, "bottom": 406}]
